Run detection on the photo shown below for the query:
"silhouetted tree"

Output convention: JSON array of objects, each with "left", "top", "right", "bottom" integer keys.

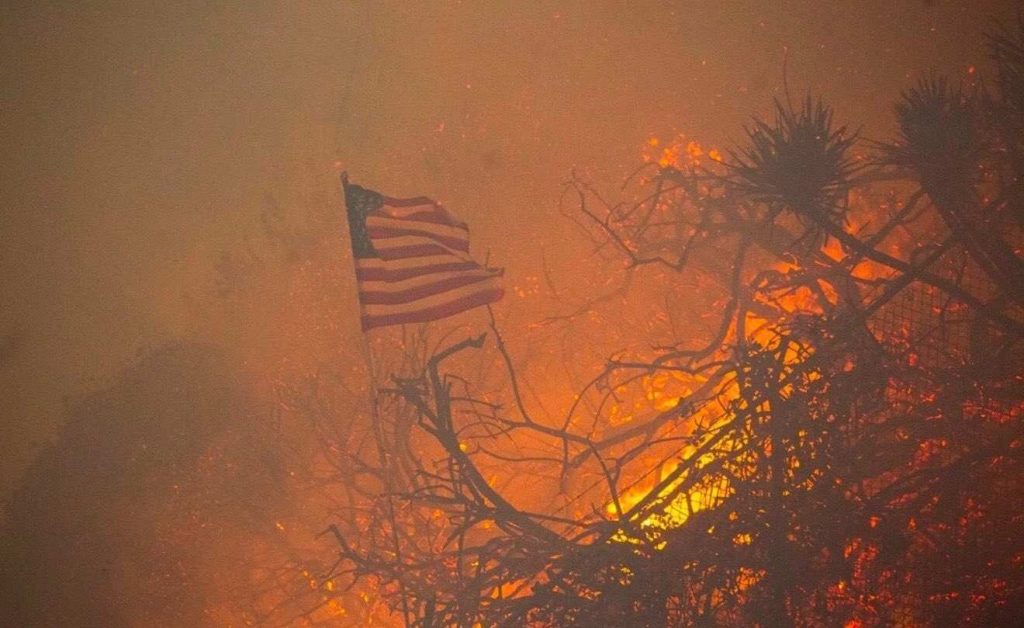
[{"left": 324, "top": 20, "right": 1024, "bottom": 627}]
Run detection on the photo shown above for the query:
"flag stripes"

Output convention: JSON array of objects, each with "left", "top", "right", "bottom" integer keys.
[
  {"left": 360, "top": 280, "right": 504, "bottom": 329},
  {"left": 365, "top": 216, "right": 470, "bottom": 253},
  {"left": 354, "top": 256, "right": 480, "bottom": 282},
  {"left": 343, "top": 177, "right": 503, "bottom": 331},
  {"left": 356, "top": 267, "right": 499, "bottom": 304},
  {"left": 369, "top": 234, "right": 468, "bottom": 260}
]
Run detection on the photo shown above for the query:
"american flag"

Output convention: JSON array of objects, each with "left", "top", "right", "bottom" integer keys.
[{"left": 342, "top": 175, "right": 504, "bottom": 331}]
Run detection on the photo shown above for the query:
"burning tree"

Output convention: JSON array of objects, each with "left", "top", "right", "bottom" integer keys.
[{"left": 322, "top": 23, "right": 1024, "bottom": 627}]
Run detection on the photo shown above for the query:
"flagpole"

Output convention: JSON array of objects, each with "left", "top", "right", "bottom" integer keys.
[
  {"left": 344, "top": 171, "right": 412, "bottom": 627},
  {"left": 341, "top": 171, "right": 504, "bottom": 624},
  {"left": 357, "top": 332, "right": 413, "bottom": 628}
]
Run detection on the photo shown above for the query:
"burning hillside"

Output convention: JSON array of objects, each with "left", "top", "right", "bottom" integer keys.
[
  {"left": 2, "top": 5, "right": 1023, "bottom": 628},
  {"left": 321, "top": 23, "right": 1024, "bottom": 627}
]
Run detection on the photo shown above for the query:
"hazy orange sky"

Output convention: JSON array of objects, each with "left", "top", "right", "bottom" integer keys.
[{"left": 1, "top": 1, "right": 1018, "bottom": 497}]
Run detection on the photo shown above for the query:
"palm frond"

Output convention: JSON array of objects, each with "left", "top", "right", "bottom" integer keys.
[
  {"left": 988, "top": 16, "right": 1024, "bottom": 116},
  {"left": 729, "top": 97, "right": 857, "bottom": 227},
  {"left": 883, "top": 76, "right": 983, "bottom": 202}
]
